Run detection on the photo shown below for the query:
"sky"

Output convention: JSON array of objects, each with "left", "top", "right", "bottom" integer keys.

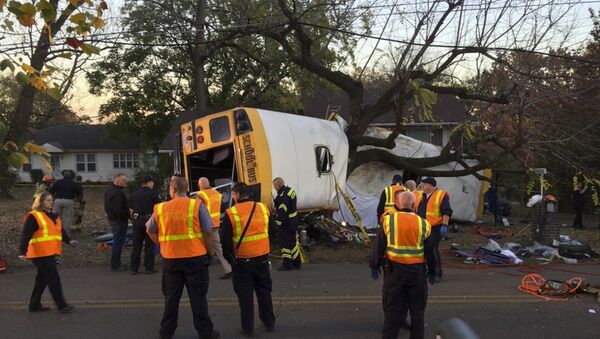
[{"left": 3, "top": 0, "right": 600, "bottom": 120}]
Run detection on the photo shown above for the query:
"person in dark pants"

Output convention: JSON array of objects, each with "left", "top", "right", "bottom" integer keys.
[
  {"left": 273, "top": 177, "right": 301, "bottom": 270},
  {"left": 221, "top": 182, "right": 275, "bottom": 337},
  {"left": 572, "top": 174, "right": 588, "bottom": 229},
  {"left": 49, "top": 170, "right": 82, "bottom": 236},
  {"left": 19, "top": 192, "right": 79, "bottom": 313},
  {"left": 128, "top": 176, "right": 161, "bottom": 274},
  {"left": 104, "top": 174, "right": 129, "bottom": 271},
  {"left": 370, "top": 191, "right": 434, "bottom": 339},
  {"left": 146, "top": 176, "right": 219, "bottom": 339},
  {"left": 416, "top": 177, "right": 452, "bottom": 281}
]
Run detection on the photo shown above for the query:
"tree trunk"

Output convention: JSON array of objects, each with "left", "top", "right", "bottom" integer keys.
[{"left": 193, "top": 0, "right": 208, "bottom": 115}]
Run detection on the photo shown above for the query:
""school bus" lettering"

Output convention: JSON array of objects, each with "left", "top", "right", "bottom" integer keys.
[{"left": 242, "top": 134, "right": 257, "bottom": 184}]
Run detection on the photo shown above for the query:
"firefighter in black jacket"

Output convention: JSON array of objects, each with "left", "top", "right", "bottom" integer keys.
[{"left": 272, "top": 177, "right": 301, "bottom": 271}]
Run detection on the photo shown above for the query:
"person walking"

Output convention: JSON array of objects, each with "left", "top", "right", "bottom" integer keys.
[
  {"left": 196, "top": 177, "right": 232, "bottom": 279},
  {"left": 145, "top": 175, "right": 219, "bottom": 339},
  {"left": 104, "top": 174, "right": 129, "bottom": 272},
  {"left": 370, "top": 191, "right": 433, "bottom": 339},
  {"left": 416, "top": 177, "right": 452, "bottom": 281},
  {"left": 49, "top": 170, "right": 82, "bottom": 236},
  {"left": 220, "top": 182, "right": 275, "bottom": 337},
  {"left": 128, "top": 176, "right": 161, "bottom": 274},
  {"left": 18, "top": 192, "right": 79, "bottom": 313},
  {"left": 272, "top": 177, "right": 301, "bottom": 271}
]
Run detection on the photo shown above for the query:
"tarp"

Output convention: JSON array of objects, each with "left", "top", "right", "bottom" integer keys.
[{"left": 334, "top": 127, "right": 483, "bottom": 228}]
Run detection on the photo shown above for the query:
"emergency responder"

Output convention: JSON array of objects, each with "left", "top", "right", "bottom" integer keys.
[
  {"left": 19, "top": 192, "right": 79, "bottom": 313},
  {"left": 104, "top": 174, "right": 129, "bottom": 272},
  {"left": 128, "top": 176, "right": 161, "bottom": 274},
  {"left": 49, "top": 170, "right": 82, "bottom": 236},
  {"left": 34, "top": 175, "right": 54, "bottom": 197},
  {"left": 416, "top": 177, "right": 452, "bottom": 281},
  {"left": 197, "top": 177, "right": 232, "bottom": 279},
  {"left": 572, "top": 173, "right": 587, "bottom": 229},
  {"left": 220, "top": 182, "right": 275, "bottom": 337},
  {"left": 370, "top": 191, "right": 433, "bottom": 339},
  {"left": 145, "top": 175, "right": 220, "bottom": 339},
  {"left": 404, "top": 180, "right": 422, "bottom": 209},
  {"left": 377, "top": 174, "right": 408, "bottom": 219},
  {"left": 273, "top": 177, "right": 301, "bottom": 271}
]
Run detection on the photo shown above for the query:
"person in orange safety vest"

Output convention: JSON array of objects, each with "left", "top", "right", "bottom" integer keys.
[
  {"left": 377, "top": 174, "right": 408, "bottom": 219},
  {"left": 220, "top": 182, "right": 275, "bottom": 337},
  {"left": 18, "top": 192, "right": 79, "bottom": 313},
  {"left": 146, "top": 175, "right": 220, "bottom": 339}
]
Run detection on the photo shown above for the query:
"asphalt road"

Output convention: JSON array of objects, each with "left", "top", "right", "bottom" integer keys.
[{"left": 1, "top": 261, "right": 599, "bottom": 339}]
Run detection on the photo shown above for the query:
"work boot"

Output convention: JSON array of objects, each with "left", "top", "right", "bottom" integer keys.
[
  {"left": 219, "top": 272, "right": 232, "bottom": 279},
  {"left": 399, "top": 319, "right": 411, "bottom": 331},
  {"left": 239, "top": 329, "right": 254, "bottom": 337},
  {"left": 200, "top": 330, "right": 220, "bottom": 339},
  {"left": 58, "top": 305, "right": 75, "bottom": 313},
  {"left": 28, "top": 306, "right": 50, "bottom": 312}
]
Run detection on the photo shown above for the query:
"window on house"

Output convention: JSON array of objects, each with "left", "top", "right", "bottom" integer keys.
[
  {"left": 315, "top": 146, "right": 332, "bottom": 174},
  {"left": 113, "top": 153, "right": 139, "bottom": 169},
  {"left": 431, "top": 129, "right": 443, "bottom": 146},
  {"left": 50, "top": 154, "right": 60, "bottom": 170},
  {"left": 76, "top": 153, "right": 96, "bottom": 172},
  {"left": 145, "top": 153, "right": 157, "bottom": 168}
]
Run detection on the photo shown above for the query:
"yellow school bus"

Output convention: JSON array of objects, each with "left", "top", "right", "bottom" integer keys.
[{"left": 176, "top": 107, "right": 349, "bottom": 210}]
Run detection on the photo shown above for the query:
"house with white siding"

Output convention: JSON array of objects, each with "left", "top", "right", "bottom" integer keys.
[{"left": 17, "top": 124, "right": 154, "bottom": 182}]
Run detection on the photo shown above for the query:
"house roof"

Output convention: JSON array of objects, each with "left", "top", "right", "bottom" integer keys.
[
  {"left": 301, "top": 87, "right": 467, "bottom": 124},
  {"left": 33, "top": 124, "right": 141, "bottom": 151}
]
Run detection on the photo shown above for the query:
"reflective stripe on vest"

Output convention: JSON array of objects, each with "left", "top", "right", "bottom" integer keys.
[
  {"left": 29, "top": 211, "right": 62, "bottom": 243},
  {"left": 198, "top": 189, "right": 222, "bottom": 225},
  {"left": 383, "top": 212, "right": 429, "bottom": 264},
  {"left": 425, "top": 189, "right": 446, "bottom": 226},
  {"left": 231, "top": 203, "right": 269, "bottom": 244},
  {"left": 384, "top": 185, "right": 407, "bottom": 208},
  {"left": 157, "top": 199, "right": 204, "bottom": 241}
]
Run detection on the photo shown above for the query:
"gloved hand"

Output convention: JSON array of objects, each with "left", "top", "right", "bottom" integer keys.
[
  {"left": 440, "top": 224, "right": 448, "bottom": 238},
  {"left": 70, "top": 240, "right": 79, "bottom": 248},
  {"left": 371, "top": 267, "right": 381, "bottom": 280},
  {"left": 428, "top": 273, "right": 437, "bottom": 285}
]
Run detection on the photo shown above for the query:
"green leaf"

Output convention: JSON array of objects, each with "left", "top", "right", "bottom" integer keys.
[
  {"left": 15, "top": 71, "right": 30, "bottom": 85},
  {"left": 45, "top": 86, "right": 61, "bottom": 100},
  {"left": 81, "top": 43, "right": 100, "bottom": 55},
  {"left": 7, "top": 1, "right": 23, "bottom": 15},
  {"left": 36, "top": 0, "right": 56, "bottom": 23},
  {"left": 0, "top": 58, "right": 15, "bottom": 72},
  {"left": 3, "top": 19, "right": 14, "bottom": 31},
  {"left": 56, "top": 52, "right": 73, "bottom": 59},
  {"left": 7, "top": 152, "right": 29, "bottom": 169},
  {"left": 2, "top": 140, "right": 18, "bottom": 151},
  {"left": 69, "top": 12, "right": 86, "bottom": 24},
  {"left": 19, "top": 2, "right": 35, "bottom": 15}
]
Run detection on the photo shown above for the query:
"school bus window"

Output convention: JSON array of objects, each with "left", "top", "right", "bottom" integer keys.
[
  {"left": 315, "top": 146, "right": 332, "bottom": 174},
  {"left": 209, "top": 116, "right": 231, "bottom": 143}
]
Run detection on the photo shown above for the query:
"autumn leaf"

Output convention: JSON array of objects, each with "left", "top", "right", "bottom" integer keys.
[
  {"left": 7, "top": 152, "right": 30, "bottom": 169},
  {"left": 30, "top": 75, "right": 48, "bottom": 90},
  {"left": 69, "top": 12, "right": 86, "bottom": 24},
  {"left": 81, "top": 43, "right": 100, "bottom": 55},
  {"left": 99, "top": 1, "right": 108, "bottom": 10},
  {"left": 2, "top": 141, "right": 18, "bottom": 152},
  {"left": 19, "top": 3, "right": 36, "bottom": 15},
  {"left": 24, "top": 142, "right": 50, "bottom": 157},
  {"left": 17, "top": 14, "right": 35, "bottom": 26},
  {"left": 91, "top": 16, "right": 104, "bottom": 29},
  {"left": 66, "top": 37, "right": 83, "bottom": 49},
  {"left": 21, "top": 63, "right": 37, "bottom": 75},
  {"left": 69, "top": 0, "right": 81, "bottom": 7},
  {"left": 42, "top": 159, "right": 53, "bottom": 172},
  {"left": 3, "top": 19, "right": 14, "bottom": 31}
]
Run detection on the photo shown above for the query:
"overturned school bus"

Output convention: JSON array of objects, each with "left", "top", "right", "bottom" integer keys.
[{"left": 174, "top": 107, "right": 349, "bottom": 210}]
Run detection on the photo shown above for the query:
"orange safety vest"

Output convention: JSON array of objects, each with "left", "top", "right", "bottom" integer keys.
[
  {"left": 226, "top": 201, "right": 270, "bottom": 259},
  {"left": 26, "top": 211, "right": 62, "bottom": 259},
  {"left": 384, "top": 184, "right": 408, "bottom": 214},
  {"left": 413, "top": 190, "right": 423, "bottom": 208},
  {"left": 155, "top": 197, "right": 207, "bottom": 259},
  {"left": 197, "top": 189, "right": 222, "bottom": 228},
  {"left": 424, "top": 189, "right": 448, "bottom": 226},
  {"left": 382, "top": 211, "right": 431, "bottom": 264}
]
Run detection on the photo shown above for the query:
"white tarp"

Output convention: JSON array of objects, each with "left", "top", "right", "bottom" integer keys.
[{"left": 334, "top": 127, "right": 483, "bottom": 228}]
